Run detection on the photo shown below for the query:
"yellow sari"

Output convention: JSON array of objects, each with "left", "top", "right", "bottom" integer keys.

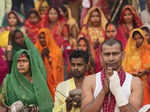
[
  {"left": 80, "top": 7, "right": 107, "bottom": 44},
  {"left": 64, "top": 5, "right": 79, "bottom": 49},
  {"left": 0, "top": 31, "right": 9, "bottom": 48},
  {"left": 122, "top": 28, "right": 150, "bottom": 105},
  {"left": 122, "top": 28, "right": 146, "bottom": 74},
  {"left": 35, "top": 0, "right": 48, "bottom": 17}
]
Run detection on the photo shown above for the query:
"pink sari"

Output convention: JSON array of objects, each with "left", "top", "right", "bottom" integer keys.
[{"left": 0, "top": 48, "right": 8, "bottom": 85}]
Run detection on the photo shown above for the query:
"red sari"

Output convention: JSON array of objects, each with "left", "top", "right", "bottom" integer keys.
[
  {"left": 105, "top": 29, "right": 127, "bottom": 50},
  {"left": 24, "top": 10, "right": 42, "bottom": 44},
  {"left": 42, "top": 7, "right": 69, "bottom": 47},
  {"left": 118, "top": 5, "right": 143, "bottom": 39}
]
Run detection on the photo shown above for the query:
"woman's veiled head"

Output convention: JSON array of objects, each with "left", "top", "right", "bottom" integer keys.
[
  {"left": 17, "top": 52, "right": 30, "bottom": 75},
  {"left": 89, "top": 8, "right": 101, "bottom": 27},
  {"left": 38, "top": 32, "right": 47, "bottom": 47},
  {"left": 105, "top": 22, "right": 117, "bottom": 39},
  {"left": 12, "top": 30, "right": 26, "bottom": 48},
  {"left": 7, "top": 11, "right": 18, "bottom": 26},
  {"left": 132, "top": 31, "right": 144, "bottom": 48},
  {"left": 27, "top": 9, "right": 41, "bottom": 25},
  {"left": 77, "top": 37, "right": 90, "bottom": 52},
  {"left": 48, "top": 6, "right": 60, "bottom": 23}
]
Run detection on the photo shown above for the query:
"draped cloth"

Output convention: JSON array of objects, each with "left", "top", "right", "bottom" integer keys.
[
  {"left": 35, "top": 0, "right": 48, "bottom": 17},
  {"left": 24, "top": 9, "right": 42, "bottom": 44},
  {"left": 42, "top": 7, "right": 69, "bottom": 48},
  {"left": 35, "top": 28, "right": 64, "bottom": 100},
  {"left": 0, "top": 48, "right": 8, "bottom": 86},
  {"left": 118, "top": 5, "right": 143, "bottom": 39},
  {"left": 64, "top": 5, "right": 79, "bottom": 49},
  {"left": 122, "top": 28, "right": 145, "bottom": 74},
  {"left": 105, "top": 29, "right": 127, "bottom": 50},
  {"left": 81, "top": 7, "right": 107, "bottom": 44},
  {"left": 10, "top": 30, "right": 47, "bottom": 80},
  {"left": 53, "top": 78, "right": 79, "bottom": 112},
  {"left": 101, "top": 68, "right": 126, "bottom": 112},
  {"left": 141, "top": 35, "right": 150, "bottom": 105},
  {"left": 80, "top": 7, "right": 107, "bottom": 73},
  {"left": 122, "top": 28, "right": 150, "bottom": 105},
  {"left": 0, "top": 11, "right": 24, "bottom": 48},
  {"left": 0, "top": 49, "right": 53, "bottom": 112}
]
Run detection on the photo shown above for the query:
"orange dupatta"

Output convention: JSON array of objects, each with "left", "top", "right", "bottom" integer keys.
[{"left": 35, "top": 28, "right": 64, "bottom": 100}]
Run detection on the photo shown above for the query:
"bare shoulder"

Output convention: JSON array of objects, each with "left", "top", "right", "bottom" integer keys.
[
  {"left": 130, "top": 75, "right": 143, "bottom": 93},
  {"left": 131, "top": 76, "right": 143, "bottom": 88},
  {"left": 83, "top": 74, "right": 97, "bottom": 87}
]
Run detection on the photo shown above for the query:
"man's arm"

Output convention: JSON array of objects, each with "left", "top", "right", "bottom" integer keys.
[
  {"left": 119, "top": 76, "right": 143, "bottom": 112},
  {"left": 81, "top": 75, "right": 109, "bottom": 112}
]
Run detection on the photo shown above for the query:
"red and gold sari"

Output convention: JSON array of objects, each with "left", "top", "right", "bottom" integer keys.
[
  {"left": 80, "top": 7, "right": 107, "bottom": 45},
  {"left": 80, "top": 7, "right": 107, "bottom": 73},
  {"left": 118, "top": 5, "right": 143, "bottom": 39},
  {"left": 35, "top": 28, "right": 64, "bottom": 100}
]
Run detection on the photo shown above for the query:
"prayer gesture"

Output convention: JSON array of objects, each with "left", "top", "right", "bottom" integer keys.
[
  {"left": 104, "top": 64, "right": 113, "bottom": 77},
  {"left": 103, "top": 78, "right": 110, "bottom": 95}
]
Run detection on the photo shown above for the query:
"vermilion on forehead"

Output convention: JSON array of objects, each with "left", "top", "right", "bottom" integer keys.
[
  {"left": 107, "top": 25, "right": 116, "bottom": 31},
  {"left": 18, "top": 53, "right": 28, "bottom": 60},
  {"left": 79, "top": 40, "right": 86, "bottom": 45}
]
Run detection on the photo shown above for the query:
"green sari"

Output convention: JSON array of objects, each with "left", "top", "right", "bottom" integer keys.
[
  {"left": 10, "top": 30, "right": 47, "bottom": 80},
  {"left": 1, "top": 49, "right": 53, "bottom": 112}
]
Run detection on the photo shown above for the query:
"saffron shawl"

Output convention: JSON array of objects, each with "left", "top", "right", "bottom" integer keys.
[{"left": 35, "top": 28, "right": 64, "bottom": 100}]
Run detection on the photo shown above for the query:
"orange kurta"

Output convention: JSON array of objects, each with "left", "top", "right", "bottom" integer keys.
[{"left": 35, "top": 28, "right": 64, "bottom": 100}]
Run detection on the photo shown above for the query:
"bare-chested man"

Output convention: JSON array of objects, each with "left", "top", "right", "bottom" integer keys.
[{"left": 81, "top": 39, "right": 143, "bottom": 112}]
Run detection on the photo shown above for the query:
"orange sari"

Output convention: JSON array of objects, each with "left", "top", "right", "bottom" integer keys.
[
  {"left": 141, "top": 41, "right": 150, "bottom": 105},
  {"left": 122, "top": 28, "right": 150, "bottom": 105},
  {"left": 35, "top": 28, "right": 64, "bottom": 100}
]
